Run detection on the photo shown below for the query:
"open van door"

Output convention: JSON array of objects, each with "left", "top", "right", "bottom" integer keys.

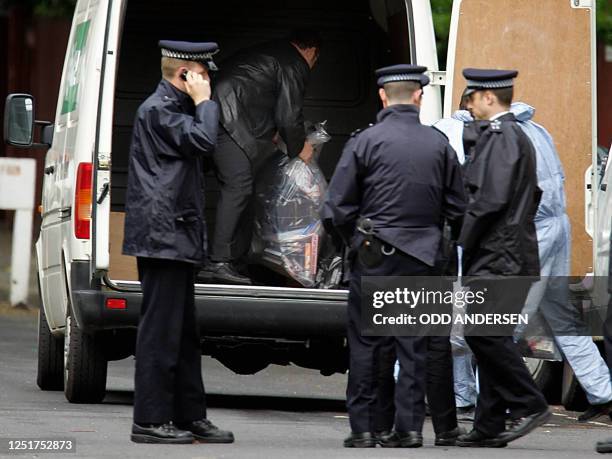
[
  {"left": 91, "top": 0, "right": 126, "bottom": 280},
  {"left": 444, "top": 0, "right": 597, "bottom": 277}
]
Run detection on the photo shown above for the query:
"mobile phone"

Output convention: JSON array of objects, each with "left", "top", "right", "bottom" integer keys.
[{"left": 180, "top": 70, "right": 188, "bottom": 81}]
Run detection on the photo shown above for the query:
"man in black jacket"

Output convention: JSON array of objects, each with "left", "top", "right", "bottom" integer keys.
[
  {"left": 203, "top": 29, "right": 321, "bottom": 284},
  {"left": 123, "top": 40, "right": 233, "bottom": 445},
  {"left": 455, "top": 68, "right": 550, "bottom": 448},
  {"left": 323, "top": 64, "right": 466, "bottom": 448}
]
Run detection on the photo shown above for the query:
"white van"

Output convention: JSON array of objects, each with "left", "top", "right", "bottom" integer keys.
[{"left": 4, "top": 0, "right": 597, "bottom": 405}]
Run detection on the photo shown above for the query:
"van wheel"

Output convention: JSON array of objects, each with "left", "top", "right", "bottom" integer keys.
[
  {"left": 561, "top": 361, "right": 589, "bottom": 412},
  {"left": 37, "top": 307, "right": 64, "bottom": 391},
  {"left": 64, "top": 309, "right": 108, "bottom": 403},
  {"left": 525, "top": 358, "right": 562, "bottom": 404}
]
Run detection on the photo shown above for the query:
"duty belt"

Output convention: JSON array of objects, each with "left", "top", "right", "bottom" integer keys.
[{"left": 356, "top": 218, "right": 395, "bottom": 268}]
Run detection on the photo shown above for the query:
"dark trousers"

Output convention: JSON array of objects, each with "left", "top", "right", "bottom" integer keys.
[
  {"left": 133, "top": 257, "right": 206, "bottom": 424},
  {"left": 210, "top": 129, "right": 254, "bottom": 262},
  {"left": 464, "top": 280, "right": 548, "bottom": 437},
  {"left": 346, "top": 249, "right": 430, "bottom": 433},
  {"left": 375, "top": 333, "right": 458, "bottom": 435}
]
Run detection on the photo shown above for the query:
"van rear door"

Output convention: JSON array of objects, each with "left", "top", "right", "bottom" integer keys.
[
  {"left": 91, "top": 0, "right": 125, "bottom": 280},
  {"left": 444, "top": 0, "right": 596, "bottom": 277}
]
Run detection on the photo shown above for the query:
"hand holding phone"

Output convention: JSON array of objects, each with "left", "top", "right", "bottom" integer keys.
[{"left": 183, "top": 71, "right": 211, "bottom": 105}]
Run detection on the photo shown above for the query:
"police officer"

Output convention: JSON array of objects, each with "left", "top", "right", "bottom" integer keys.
[
  {"left": 323, "top": 64, "right": 467, "bottom": 448},
  {"left": 123, "top": 40, "right": 233, "bottom": 444},
  {"left": 456, "top": 68, "right": 550, "bottom": 447}
]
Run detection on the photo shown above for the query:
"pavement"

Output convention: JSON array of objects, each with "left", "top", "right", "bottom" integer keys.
[{"left": 1, "top": 313, "right": 612, "bottom": 459}]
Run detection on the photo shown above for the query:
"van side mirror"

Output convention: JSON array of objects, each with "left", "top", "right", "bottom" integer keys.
[
  {"left": 4, "top": 94, "right": 35, "bottom": 147},
  {"left": 3, "top": 94, "right": 53, "bottom": 148}
]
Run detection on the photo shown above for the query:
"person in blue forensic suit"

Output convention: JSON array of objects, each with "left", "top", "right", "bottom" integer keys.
[
  {"left": 323, "top": 64, "right": 467, "bottom": 448},
  {"left": 123, "top": 40, "right": 234, "bottom": 445},
  {"left": 510, "top": 102, "right": 612, "bottom": 422},
  {"left": 455, "top": 69, "right": 551, "bottom": 448},
  {"left": 450, "top": 102, "right": 612, "bottom": 424}
]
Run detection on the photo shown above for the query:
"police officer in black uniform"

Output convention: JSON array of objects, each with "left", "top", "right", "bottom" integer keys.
[
  {"left": 323, "top": 64, "right": 467, "bottom": 448},
  {"left": 455, "top": 68, "right": 550, "bottom": 448},
  {"left": 123, "top": 40, "right": 234, "bottom": 444}
]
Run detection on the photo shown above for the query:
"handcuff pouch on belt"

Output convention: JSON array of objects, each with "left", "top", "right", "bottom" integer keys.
[{"left": 356, "top": 217, "right": 387, "bottom": 268}]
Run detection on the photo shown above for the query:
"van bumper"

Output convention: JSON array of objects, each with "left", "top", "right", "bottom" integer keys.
[{"left": 69, "top": 261, "right": 347, "bottom": 337}]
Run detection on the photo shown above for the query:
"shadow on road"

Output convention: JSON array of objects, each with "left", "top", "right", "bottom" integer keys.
[{"left": 103, "top": 390, "right": 346, "bottom": 413}]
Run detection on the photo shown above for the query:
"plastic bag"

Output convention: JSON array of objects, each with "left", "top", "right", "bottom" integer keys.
[{"left": 253, "top": 121, "right": 331, "bottom": 286}]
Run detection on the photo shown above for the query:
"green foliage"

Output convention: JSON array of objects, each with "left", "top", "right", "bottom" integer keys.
[
  {"left": 597, "top": 0, "right": 612, "bottom": 45},
  {"left": 430, "top": 0, "right": 453, "bottom": 67},
  {"left": 33, "top": 0, "right": 76, "bottom": 18}
]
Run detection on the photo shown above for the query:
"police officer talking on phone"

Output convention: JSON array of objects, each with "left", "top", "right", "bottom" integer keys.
[
  {"left": 123, "top": 40, "right": 234, "bottom": 445},
  {"left": 323, "top": 64, "right": 466, "bottom": 448}
]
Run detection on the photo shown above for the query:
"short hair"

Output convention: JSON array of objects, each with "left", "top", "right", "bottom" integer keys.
[
  {"left": 489, "top": 87, "right": 513, "bottom": 107},
  {"left": 288, "top": 28, "right": 322, "bottom": 51},
  {"left": 161, "top": 57, "right": 201, "bottom": 79},
  {"left": 383, "top": 81, "right": 421, "bottom": 103},
  {"left": 161, "top": 57, "right": 185, "bottom": 79}
]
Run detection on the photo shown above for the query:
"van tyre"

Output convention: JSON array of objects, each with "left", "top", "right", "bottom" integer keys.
[
  {"left": 525, "top": 358, "right": 562, "bottom": 405},
  {"left": 64, "top": 309, "right": 108, "bottom": 403},
  {"left": 561, "top": 361, "right": 589, "bottom": 412},
  {"left": 37, "top": 307, "right": 65, "bottom": 391}
]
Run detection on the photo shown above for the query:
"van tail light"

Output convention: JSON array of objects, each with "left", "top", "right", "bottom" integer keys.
[{"left": 75, "top": 162, "right": 93, "bottom": 239}]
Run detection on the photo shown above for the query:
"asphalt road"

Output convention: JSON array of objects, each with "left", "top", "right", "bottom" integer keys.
[{"left": 1, "top": 312, "right": 611, "bottom": 459}]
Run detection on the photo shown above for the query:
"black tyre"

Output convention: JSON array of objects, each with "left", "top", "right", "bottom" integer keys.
[
  {"left": 525, "top": 358, "right": 563, "bottom": 405},
  {"left": 64, "top": 308, "right": 108, "bottom": 403},
  {"left": 561, "top": 361, "right": 589, "bottom": 412},
  {"left": 36, "top": 307, "right": 65, "bottom": 391}
]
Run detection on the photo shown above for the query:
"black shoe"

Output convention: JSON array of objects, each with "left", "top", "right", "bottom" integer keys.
[
  {"left": 456, "top": 429, "right": 507, "bottom": 448},
  {"left": 131, "top": 423, "right": 194, "bottom": 444},
  {"left": 596, "top": 438, "right": 612, "bottom": 453},
  {"left": 398, "top": 431, "right": 423, "bottom": 448},
  {"left": 496, "top": 409, "right": 552, "bottom": 444},
  {"left": 343, "top": 432, "right": 376, "bottom": 448},
  {"left": 435, "top": 426, "right": 467, "bottom": 446},
  {"left": 457, "top": 405, "right": 476, "bottom": 422},
  {"left": 176, "top": 418, "right": 234, "bottom": 443},
  {"left": 379, "top": 431, "right": 423, "bottom": 448},
  {"left": 377, "top": 431, "right": 400, "bottom": 448},
  {"left": 579, "top": 401, "right": 612, "bottom": 422},
  {"left": 375, "top": 430, "right": 393, "bottom": 443},
  {"left": 203, "top": 262, "right": 252, "bottom": 285}
]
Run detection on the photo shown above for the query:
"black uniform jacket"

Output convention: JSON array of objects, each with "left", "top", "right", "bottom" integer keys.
[
  {"left": 459, "top": 112, "right": 541, "bottom": 277},
  {"left": 322, "top": 104, "right": 467, "bottom": 267},
  {"left": 212, "top": 40, "right": 310, "bottom": 169},
  {"left": 122, "top": 79, "right": 219, "bottom": 264}
]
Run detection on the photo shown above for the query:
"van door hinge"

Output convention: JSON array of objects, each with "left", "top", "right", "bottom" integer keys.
[
  {"left": 571, "top": 0, "right": 592, "bottom": 8},
  {"left": 427, "top": 71, "right": 447, "bottom": 86},
  {"left": 98, "top": 153, "right": 111, "bottom": 171}
]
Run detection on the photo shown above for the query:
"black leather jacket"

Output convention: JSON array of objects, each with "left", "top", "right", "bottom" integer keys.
[{"left": 212, "top": 40, "right": 310, "bottom": 169}]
